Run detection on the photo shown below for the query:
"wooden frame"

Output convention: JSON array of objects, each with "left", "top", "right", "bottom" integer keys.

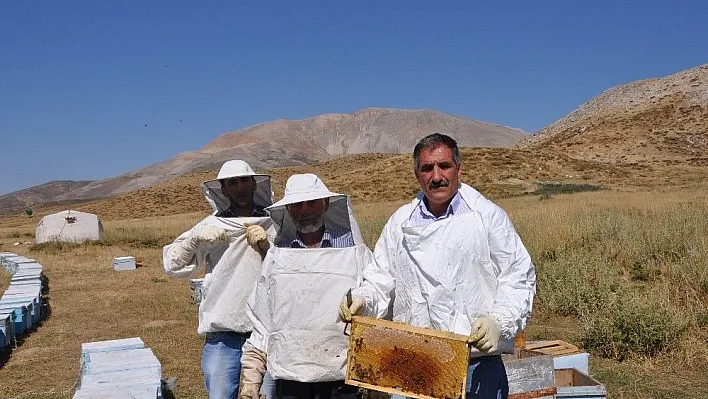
[
  {"left": 345, "top": 316, "right": 469, "bottom": 399},
  {"left": 525, "top": 340, "right": 582, "bottom": 357}
]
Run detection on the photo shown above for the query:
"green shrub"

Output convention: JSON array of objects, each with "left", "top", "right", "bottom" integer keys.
[
  {"left": 581, "top": 299, "right": 685, "bottom": 360},
  {"left": 537, "top": 253, "right": 616, "bottom": 317}
]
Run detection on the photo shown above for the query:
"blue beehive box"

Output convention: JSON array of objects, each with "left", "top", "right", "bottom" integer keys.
[
  {"left": 0, "top": 311, "right": 14, "bottom": 348},
  {"left": 189, "top": 278, "right": 204, "bottom": 304},
  {"left": 0, "top": 305, "right": 28, "bottom": 335},
  {"left": 83, "top": 347, "right": 161, "bottom": 376},
  {"left": 75, "top": 337, "right": 162, "bottom": 399},
  {"left": 81, "top": 337, "right": 145, "bottom": 361},
  {"left": 0, "top": 297, "right": 40, "bottom": 325}
]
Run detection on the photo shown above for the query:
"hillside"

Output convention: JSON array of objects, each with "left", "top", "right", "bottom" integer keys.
[
  {"left": 517, "top": 63, "right": 708, "bottom": 168},
  {"left": 7, "top": 143, "right": 706, "bottom": 225},
  {"left": 0, "top": 180, "right": 93, "bottom": 214},
  {"left": 44, "top": 108, "right": 526, "bottom": 203}
]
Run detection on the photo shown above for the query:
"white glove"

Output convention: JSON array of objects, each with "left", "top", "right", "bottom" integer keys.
[
  {"left": 239, "top": 345, "right": 266, "bottom": 399},
  {"left": 339, "top": 293, "right": 366, "bottom": 322},
  {"left": 468, "top": 316, "right": 502, "bottom": 352},
  {"left": 245, "top": 224, "right": 270, "bottom": 255},
  {"left": 176, "top": 225, "right": 229, "bottom": 266},
  {"left": 189, "top": 225, "right": 229, "bottom": 245}
]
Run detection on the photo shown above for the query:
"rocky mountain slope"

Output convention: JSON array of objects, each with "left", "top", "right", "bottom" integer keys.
[
  {"left": 39, "top": 108, "right": 525, "bottom": 204},
  {"left": 517, "top": 63, "right": 708, "bottom": 167}
]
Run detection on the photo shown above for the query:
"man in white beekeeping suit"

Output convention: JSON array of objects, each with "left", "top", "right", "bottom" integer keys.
[
  {"left": 239, "top": 173, "right": 393, "bottom": 399},
  {"left": 163, "top": 160, "right": 277, "bottom": 399},
  {"left": 374, "top": 133, "right": 536, "bottom": 399}
]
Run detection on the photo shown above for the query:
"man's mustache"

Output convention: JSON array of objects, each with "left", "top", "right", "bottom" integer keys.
[{"left": 428, "top": 180, "right": 449, "bottom": 189}]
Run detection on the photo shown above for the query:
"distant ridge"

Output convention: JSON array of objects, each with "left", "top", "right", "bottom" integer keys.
[
  {"left": 0, "top": 180, "right": 93, "bottom": 213},
  {"left": 0, "top": 108, "right": 526, "bottom": 213}
]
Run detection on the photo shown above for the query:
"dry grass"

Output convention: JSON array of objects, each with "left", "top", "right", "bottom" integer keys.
[
  {"left": 1, "top": 150, "right": 708, "bottom": 398},
  {"left": 498, "top": 189, "right": 708, "bottom": 398},
  {"left": 1, "top": 189, "right": 708, "bottom": 398}
]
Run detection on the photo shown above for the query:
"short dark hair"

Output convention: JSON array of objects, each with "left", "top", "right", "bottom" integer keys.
[{"left": 413, "top": 133, "right": 460, "bottom": 171}]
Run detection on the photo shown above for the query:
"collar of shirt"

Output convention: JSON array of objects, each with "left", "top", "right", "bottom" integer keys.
[
  {"left": 217, "top": 206, "right": 267, "bottom": 218},
  {"left": 289, "top": 229, "right": 352, "bottom": 248},
  {"left": 409, "top": 190, "right": 472, "bottom": 227}
]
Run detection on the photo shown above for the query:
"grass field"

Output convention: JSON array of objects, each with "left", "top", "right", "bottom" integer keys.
[{"left": 1, "top": 188, "right": 707, "bottom": 398}]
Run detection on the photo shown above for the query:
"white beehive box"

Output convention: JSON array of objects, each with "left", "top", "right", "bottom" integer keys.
[
  {"left": 113, "top": 256, "right": 136, "bottom": 271},
  {"left": 526, "top": 340, "right": 590, "bottom": 375},
  {"left": 189, "top": 278, "right": 204, "bottom": 304}
]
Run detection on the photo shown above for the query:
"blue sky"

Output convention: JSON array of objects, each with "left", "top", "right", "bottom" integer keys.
[{"left": 1, "top": 1, "right": 706, "bottom": 195}]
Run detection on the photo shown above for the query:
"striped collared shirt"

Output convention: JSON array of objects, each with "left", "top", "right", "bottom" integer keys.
[
  {"left": 287, "top": 228, "right": 354, "bottom": 248},
  {"left": 408, "top": 190, "right": 472, "bottom": 228}
]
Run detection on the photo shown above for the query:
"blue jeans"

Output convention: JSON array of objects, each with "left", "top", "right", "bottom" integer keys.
[
  {"left": 392, "top": 356, "right": 508, "bottom": 399},
  {"left": 202, "top": 331, "right": 250, "bottom": 399},
  {"left": 466, "top": 356, "right": 508, "bottom": 399}
]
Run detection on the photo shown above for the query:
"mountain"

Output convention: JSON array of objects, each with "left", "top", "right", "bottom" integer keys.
[
  {"left": 27, "top": 108, "right": 527, "bottom": 205},
  {"left": 0, "top": 181, "right": 94, "bottom": 214},
  {"left": 517, "top": 63, "right": 708, "bottom": 168},
  {"left": 4, "top": 65, "right": 708, "bottom": 219},
  {"left": 16, "top": 148, "right": 631, "bottom": 221}
]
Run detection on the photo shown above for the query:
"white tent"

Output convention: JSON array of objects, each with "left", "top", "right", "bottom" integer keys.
[{"left": 35, "top": 210, "right": 103, "bottom": 244}]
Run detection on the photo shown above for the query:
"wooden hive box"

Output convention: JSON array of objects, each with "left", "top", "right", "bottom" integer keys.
[
  {"left": 345, "top": 316, "right": 469, "bottom": 399},
  {"left": 502, "top": 349, "right": 557, "bottom": 399},
  {"left": 555, "top": 368, "right": 606, "bottom": 399},
  {"left": 526, "top": 340, "right": 590, "bottom": 375}
]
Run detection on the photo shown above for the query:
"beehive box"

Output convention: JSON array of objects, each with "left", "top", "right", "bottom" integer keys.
[
  {"left": 113, "top": 256, "right": 136, "bottom": 271},
  {"left": 345, "top": 316, "right": 469, "bottom": 399},
  {"left": 526, "top": 340, "right": 590, "bottom": 375},
  {"left": 555, "top": 368, "right": 607, "bottom": 399},
  {"left": 502, "top": 349, "right": 557, "bottom": 399},
  {"left": 189, "top": 278, "right": 205, "bottom": 304}
]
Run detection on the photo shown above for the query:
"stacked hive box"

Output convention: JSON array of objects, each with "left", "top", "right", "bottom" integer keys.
[
  {"left": 0, "top": 252, "right": 46, "bottom": 348},
  {"left": 525, "top": 340, "right": 606, "bottom": 399},
  {"left": 73, "top": 337, "right": 163, "bottom": 398}
]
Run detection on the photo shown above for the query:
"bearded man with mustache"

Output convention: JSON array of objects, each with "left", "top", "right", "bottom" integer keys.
[{"left": 239, "top": 174, "right": 393, "bottom": 399}]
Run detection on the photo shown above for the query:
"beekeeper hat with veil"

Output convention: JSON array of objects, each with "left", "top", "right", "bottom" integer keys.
[
  {"left": 201, "top": 159, "right": 273, "bottom": 216},
  {"left": 266, "top": 173, "right": 363, "bottom": 245}
]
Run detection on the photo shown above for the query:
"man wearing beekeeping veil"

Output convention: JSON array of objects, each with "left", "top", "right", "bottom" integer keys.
[
  {"left": 374, "top": 133, "right": 536, "bottom": 399},
  {"left": 163, "top": 160, "right": 277, "bottom": 399},
  {"left": 239, "top": 173, "right": 393, "bottom": 399}
]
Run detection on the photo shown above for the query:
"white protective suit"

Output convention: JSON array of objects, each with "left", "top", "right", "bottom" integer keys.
[
  {"left": 163, "top": 170, "right": 276, "bottom": 335},
  {"left": 245, "top": 188, "right": 393, "bottom": 383},
  {"left": 374, "top": 183, "right": 536, "bottom": 356}
]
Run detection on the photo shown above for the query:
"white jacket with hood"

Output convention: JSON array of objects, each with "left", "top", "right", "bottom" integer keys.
[
  {"left": 162, "top": 161, "right": 276, "bottom": 335},
  {"left": 244, "top": 174, "right": 394, "bottom": 383},
  {"left": 374, "top": 183, "right": 536, "bottom": 356}
]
